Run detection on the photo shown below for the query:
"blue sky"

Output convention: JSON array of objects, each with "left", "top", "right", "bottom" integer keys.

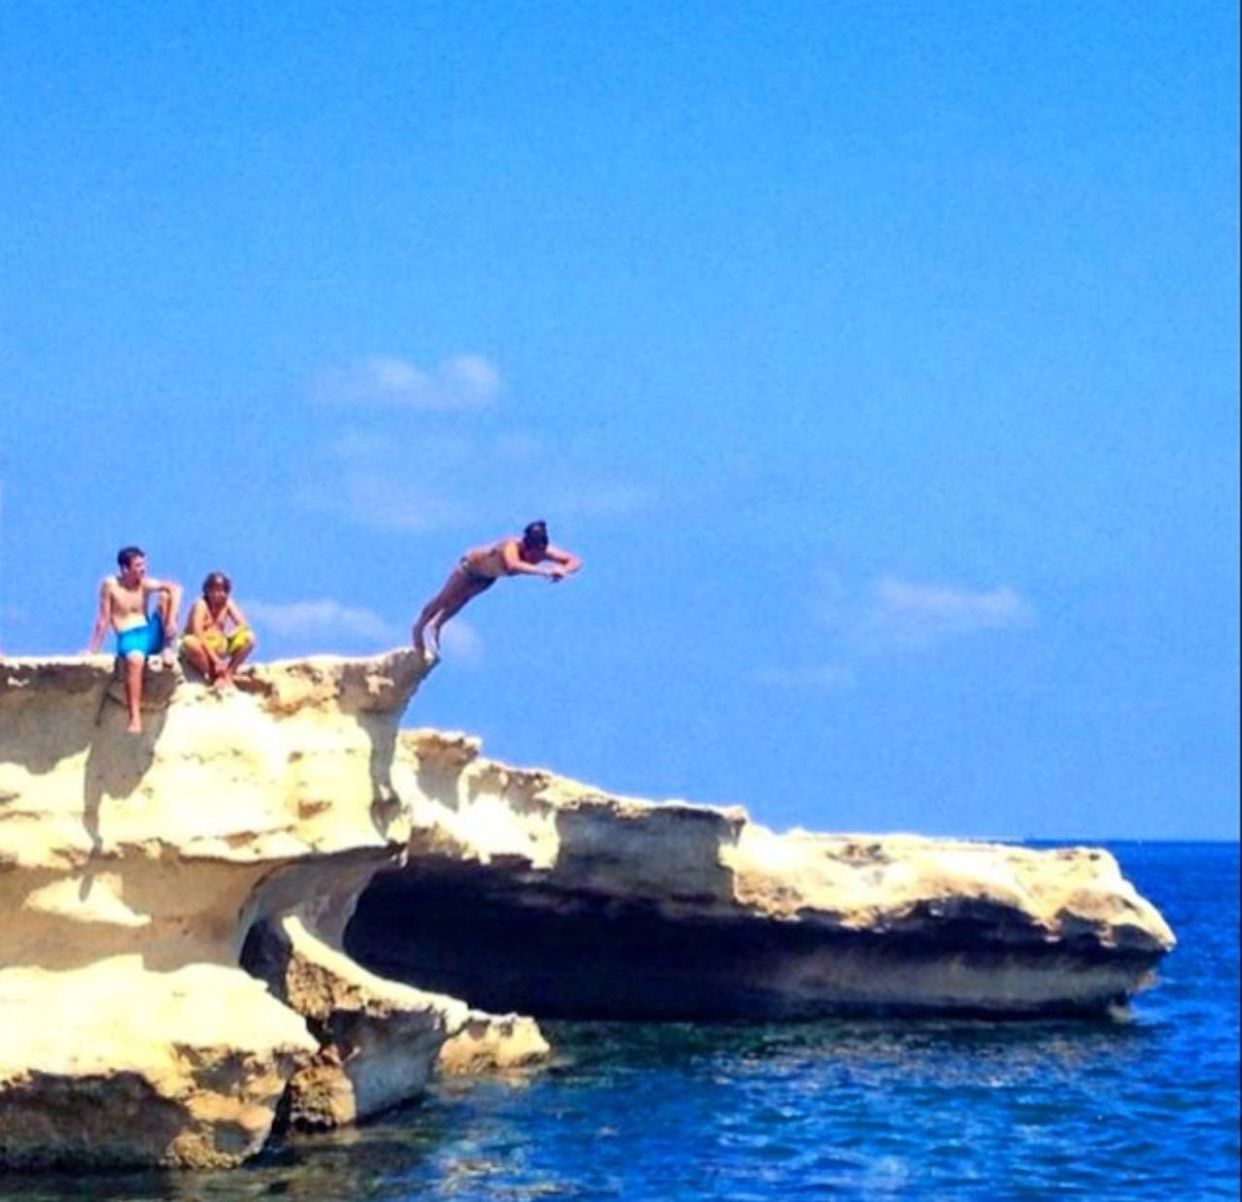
[{"left": 2, "top": 1, "right": 1237, "bottom": 839}]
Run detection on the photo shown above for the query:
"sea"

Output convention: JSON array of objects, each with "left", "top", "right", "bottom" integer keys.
[{"left": 1, "top": 841, "right": 1237, "bottom": 1202}]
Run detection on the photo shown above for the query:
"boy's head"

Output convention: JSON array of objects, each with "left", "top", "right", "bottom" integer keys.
[
  {"left": 117, "top": 546, "right": 146, "bottom": 580},
  {"left": 202, "top": 572, "right": 232, "bottom": 604}
]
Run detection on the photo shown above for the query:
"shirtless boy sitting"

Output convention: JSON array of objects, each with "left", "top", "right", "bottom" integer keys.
[
  {"left": 85, "top": 545, "right": 183, "bottom": 733},
  {"left": 180, "top": 571, "right": 256, "bottom": 690}
]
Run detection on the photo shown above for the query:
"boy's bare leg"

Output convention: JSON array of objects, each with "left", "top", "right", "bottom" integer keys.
[
  {"left": 124, "top": 652, "right": 144, "bottom": 733},
  {"left": 218, "top": 636, "right": 255, "bottom": 689},
  {"left": 181, "top": 638, "right": 216, "bottom": 684}
]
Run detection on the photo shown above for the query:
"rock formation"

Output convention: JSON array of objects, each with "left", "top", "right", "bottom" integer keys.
[
  {"left": 348, "top": 730, "right": 1176, "bottom": 1021},
  {"left": 0, "top": 653, "right": 533, "bottom": 1170},
  {"left": 1, "top": 654, "right": 1177, "bottom": 1171}
]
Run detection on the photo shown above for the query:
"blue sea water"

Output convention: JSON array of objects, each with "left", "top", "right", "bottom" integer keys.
[{"left": 1, "top": 842, "right": 1237, "bottom": 1202}]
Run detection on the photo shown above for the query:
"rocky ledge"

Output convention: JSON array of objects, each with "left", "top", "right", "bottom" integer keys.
[
  {"left": 348, "top": 730, "right": 1176, "bottom": 1022},
  {"left": 0, "top": 653, "right": 544, "bottom": 1171},
  {"left": 0, "top": 656, "right": 1175, "bottom": 1170}
]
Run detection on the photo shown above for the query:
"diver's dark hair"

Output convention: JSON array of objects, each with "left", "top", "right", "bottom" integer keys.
[
  {"left": 117, "top": 545, "right": 145, "bottom": 569},
  {"left": 202, "top": 571, "right": 232, "bottom": 596},
  {"left": 523, "top": 520, "right": 549, "bottom": 546}
]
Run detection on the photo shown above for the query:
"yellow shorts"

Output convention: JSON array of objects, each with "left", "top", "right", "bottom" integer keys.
[{"left": 185, "top": 627, "right": 253, "bottom": 657}]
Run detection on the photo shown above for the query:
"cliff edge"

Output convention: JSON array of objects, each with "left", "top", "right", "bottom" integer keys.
[{"left": 0, "top": 653, "right": 531, "bottom": 1170}]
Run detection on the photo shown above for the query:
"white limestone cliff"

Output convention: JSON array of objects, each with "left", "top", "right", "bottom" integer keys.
[
  {"left": 346, "top": 729, "right": 1176, "bottom": 1021},
  {"left": 0, "top": 655, "right": 1177, "bottom": 1171},
  {"left": 0, "top": 653, "right": 518, "bottom": 1169}
]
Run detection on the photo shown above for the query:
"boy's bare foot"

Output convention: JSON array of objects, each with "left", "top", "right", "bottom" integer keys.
[{"left": 126, "top": 718, "right": 142, "bottom": 734}]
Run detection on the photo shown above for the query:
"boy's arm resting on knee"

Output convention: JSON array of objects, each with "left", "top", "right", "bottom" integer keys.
[
  {"left": 229, "top": 600, "right": 256, "bottom": 645},
  {"left": 147, "top": 578, "right": 184, "bottom": 628}
]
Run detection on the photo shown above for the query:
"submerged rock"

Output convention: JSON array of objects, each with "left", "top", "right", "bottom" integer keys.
[{"left": 347, "top": 730, "right": 1176, "bottom": 1021}]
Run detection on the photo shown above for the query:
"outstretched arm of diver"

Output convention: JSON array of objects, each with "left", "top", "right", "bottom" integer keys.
[
  {"left": 543, "top": 544, "right": 582, "bottom": 580},
  {"left": 500, "top": 539, "right": 555, "bottom": 577}
]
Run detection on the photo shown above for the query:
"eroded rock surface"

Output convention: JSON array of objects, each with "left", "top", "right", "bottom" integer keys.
[
  {"left": 0, "top": 655, "right": 1178, "bottom": 1168},
  {"left": 0, "top": 653, "right": 488, "bottom": 1169},
  {"left": 348, "top": 730, "right": 1176, "bottom": 1021}
]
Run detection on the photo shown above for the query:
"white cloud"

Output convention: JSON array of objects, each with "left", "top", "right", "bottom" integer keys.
[
  {"left": 756, "top": 663, "right": 856, "bottom": 691},
  {"left": 302, "top": 353, "right": 652, "bottom": 535},
  {"left": 297, "top": 472, "right": 471, "bottom": 534},
  {"left": 245, "top": 599, "right": 399, "bottom": 643},
  {"left": 438, "top": 618, "right": 484, "bottom": 669},
  {"left": 313, "top": 354, "right": 501, "bottom": 411},
  {"left": 830, "top": 576, "right": 1034, "bottom": 654}
]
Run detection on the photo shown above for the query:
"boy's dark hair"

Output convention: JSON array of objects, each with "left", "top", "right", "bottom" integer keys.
[
  {"left": 117, "top": 545, "right": 145, "bottom": 569},
  {"left": 202, "top": 571, "right": 232, "bottom": 595},
  {"left": 522, "top": 520, "right": 549, "bottom": 547}
]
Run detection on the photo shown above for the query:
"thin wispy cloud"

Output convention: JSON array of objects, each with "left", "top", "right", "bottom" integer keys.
[
  {"left": 823, "top": 574, "right": 1035, "bottom": 654},
  {"left": 245, "top": 599, "right": 399, "bottom": 644},
  {"left": 297, "top": 471, "right": 472, "bottom": 534},
  {"left": 756, "top": 663, "right": 856, "bottom": 691},
  {"left": 313, "top": 354, "right": 501, "bottom": 411},
  {"left": 858, "top": 577, "right": 1034, "bottom": 652},
  {"left": 763, "top": 574, "right": 1034, "bottom": 690},
  {"left": 302, "top": 351, "right": 652, "bottom": 536},
  {"left": 438, "top": 618, "right": 484, "bottom": 669}
]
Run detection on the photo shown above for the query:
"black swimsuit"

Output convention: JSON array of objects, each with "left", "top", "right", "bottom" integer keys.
[{"left": 459, "top": 559, "right": 499, "bottom": 590}]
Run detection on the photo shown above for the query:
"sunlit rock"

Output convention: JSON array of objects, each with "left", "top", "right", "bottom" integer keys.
[
  {"left": 0, "top": 653, "right": 472, "bottom": 1169},
  {"left": 349, "top": 730, "right": 1177, "bottom": 1020}
]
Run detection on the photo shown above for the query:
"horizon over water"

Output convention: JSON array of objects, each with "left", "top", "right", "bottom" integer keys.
[{"left": 0, "top": 840, "right": 1237, "bottom": 1201}]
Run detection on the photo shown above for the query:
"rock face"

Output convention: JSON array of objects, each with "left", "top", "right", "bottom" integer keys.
[
  {"left": 347, "top": 730, "right": 1177, "bottom": 1021},
  {"left": 0, "top": 653, "right": 480, "bottom": 1169},
  {"left": 0, "top": 655, "right": 1178, "bottom": 1169}
]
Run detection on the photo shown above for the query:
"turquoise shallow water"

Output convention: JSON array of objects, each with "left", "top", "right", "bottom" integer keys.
[{"left": 1, "top": 842, "right": 1237, "bottom": 1201}]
